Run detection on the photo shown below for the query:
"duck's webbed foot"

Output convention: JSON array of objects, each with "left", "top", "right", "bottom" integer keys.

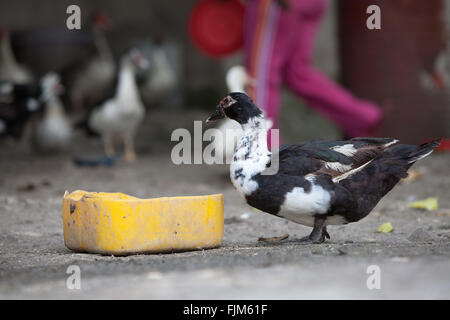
[{"left": 297, "top": 217, "right": 330, "bottom": 244}]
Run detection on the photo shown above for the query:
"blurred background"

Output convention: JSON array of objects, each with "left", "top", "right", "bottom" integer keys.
[{"left": 1, "top": 0, "right": 449, "bottom": 152}]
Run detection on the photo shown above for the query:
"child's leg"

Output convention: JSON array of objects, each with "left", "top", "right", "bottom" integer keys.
[{"left": 284, "top": 0, "right": 383, "bottom": 137}]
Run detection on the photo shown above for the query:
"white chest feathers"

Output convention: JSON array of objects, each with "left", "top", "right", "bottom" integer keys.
[
  {"left": 89, "top": 63, "right": 145, "bottom": 134},
  {"left": 33, "top": 98, "right": 72, "bottom": 152},
  {"left": 230, "top": 117, "right": 270, "bottom": 197}
]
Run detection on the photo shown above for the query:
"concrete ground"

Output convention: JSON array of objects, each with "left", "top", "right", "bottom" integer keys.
[{"left": 1, "top": 110, "right": 450, "bottom": 299}]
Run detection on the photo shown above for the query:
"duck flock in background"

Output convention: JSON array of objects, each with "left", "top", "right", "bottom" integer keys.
[
  {"left": 0, "top": 26, "right": 39, "bottom": 138},
  {"left": 207, "top": 92, "right": 440, "bottom": 243},
  {"left": 0, "top": 13, "right": 178, "bottom": 161},
  {"left": 0, "top": 26, "right": 72, "bottom": 148}
]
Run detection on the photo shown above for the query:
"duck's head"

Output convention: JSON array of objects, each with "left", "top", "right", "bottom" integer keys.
[
  {"left": 206, "top": 92, "right": 262, "bottom": 125},
  {"left": 40, "top": 72, "right": 64, "bottom": 102},
  {"left": 123, "top": 48, "right": 150, "bottom": 72}
]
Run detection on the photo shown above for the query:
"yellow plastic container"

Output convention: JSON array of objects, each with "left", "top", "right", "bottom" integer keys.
[{"left": 63, "top": 190, "right": 223, "bottom": 255}]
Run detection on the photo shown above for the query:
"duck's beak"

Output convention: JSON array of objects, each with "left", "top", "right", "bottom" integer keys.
[{"left": 206, "top": 107, "right": 225, "bottom": 123}]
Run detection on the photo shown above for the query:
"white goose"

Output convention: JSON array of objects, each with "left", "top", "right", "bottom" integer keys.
[{"left": 87, "top": 49, "right": 148, "bottom": 162}]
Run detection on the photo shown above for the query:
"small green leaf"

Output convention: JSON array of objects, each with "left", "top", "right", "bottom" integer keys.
[
  {"left": 408, "top": 197, "right": 438, "bottom": 211},
  {"left": 376, "top": 222, "right": 394, "bottom": 233}
]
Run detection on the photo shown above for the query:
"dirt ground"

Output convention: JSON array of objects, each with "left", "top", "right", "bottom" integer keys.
[{"left": 1, "top": 111, "right": 450, "bottom": 299}]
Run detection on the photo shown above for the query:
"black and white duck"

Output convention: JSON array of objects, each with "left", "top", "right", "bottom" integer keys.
[
  {"left": 210, "top": 65, "right": 271, "bottom": 162},
  {"left": 206, "top": 92, "right": 441, "bottom": 243}
]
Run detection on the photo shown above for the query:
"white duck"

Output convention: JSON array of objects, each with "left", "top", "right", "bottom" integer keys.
[
  {"left": 87, "top": 49, "right": 148, "bottom": 162},
  {"left": 30, "top": 73, "right": 72, "bottom": 153},
  {"left": 0, "top": 27, "right": 33, "bottom": 84},
  {"left": 61, "top": 12, "right": 115, "bottom": 112},
  {"left": 212, "top": 65, "right": 272, "bottom": 163}
]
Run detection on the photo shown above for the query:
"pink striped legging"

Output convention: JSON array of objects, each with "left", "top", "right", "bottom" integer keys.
[{"left": 244, "top": 0, "right": 382, "bottom": 145}]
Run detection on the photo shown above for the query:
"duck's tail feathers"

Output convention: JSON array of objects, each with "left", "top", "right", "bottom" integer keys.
[
  {"left": 388, "top": 139, "right": 441, "bottom": 165},
  {"left": 407, "top": 139, "right": 441, "bottom": 163},
  {"left": 336, "top": 139, "right": 440, "bottom": 222}
]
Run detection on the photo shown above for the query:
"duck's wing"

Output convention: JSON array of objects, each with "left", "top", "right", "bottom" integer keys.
[{"left": 276, "top": 137, "right": 399, "bottom": 177}]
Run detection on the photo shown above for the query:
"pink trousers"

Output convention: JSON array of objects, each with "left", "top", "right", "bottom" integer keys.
[{"left": 244, "top": 0, "right": 382, "bottom": 143}]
